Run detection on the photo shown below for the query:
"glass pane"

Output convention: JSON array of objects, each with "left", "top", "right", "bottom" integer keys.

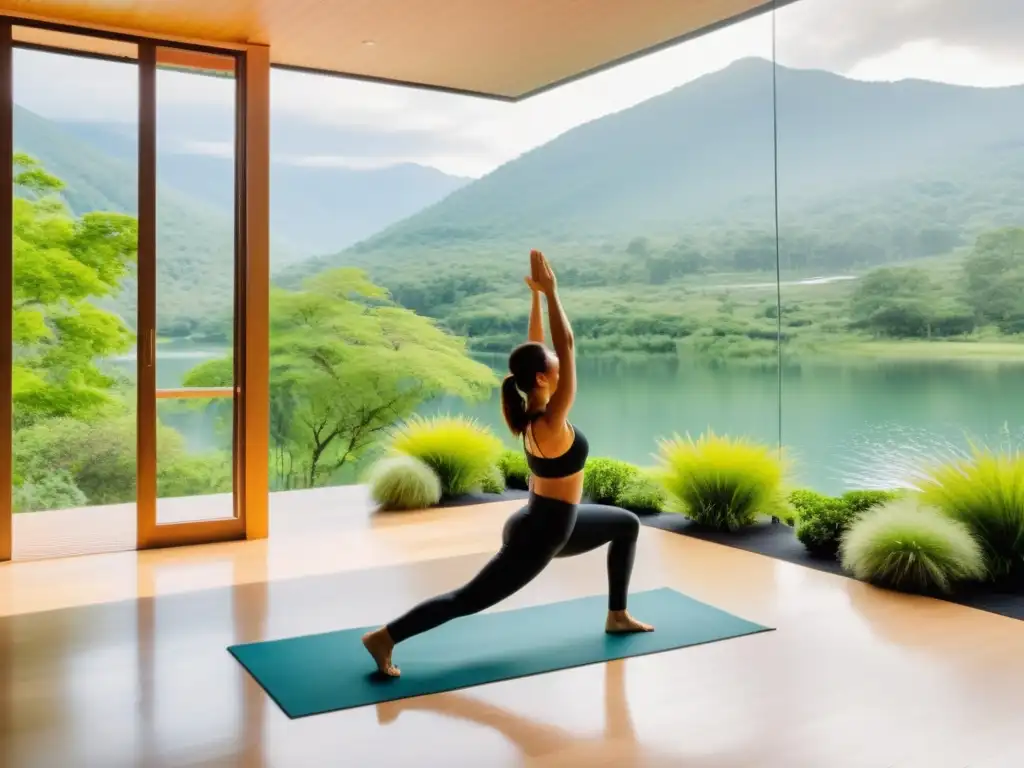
[
  {"left": 266, "top": 17, "right": 781, "bottom": 499},
  {"left": 156, "top": 398, "right": 234, "bottom": 524},
  {"left": 775, "top": 0, "right": 1024, "bottom": 496},
  {"left": 154, "top": 47, "right": 237, "bottom": 524},
  {"left": 11, "top": 37, "right": 139, "bottom": 559}
]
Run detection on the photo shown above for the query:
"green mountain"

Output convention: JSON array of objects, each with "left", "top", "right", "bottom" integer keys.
[
  {"left": 290, "top": 58, "right": 1024, "bottom": 288},
  {"left": 60, "top": 118, "right": 470, "bottom": 257}
]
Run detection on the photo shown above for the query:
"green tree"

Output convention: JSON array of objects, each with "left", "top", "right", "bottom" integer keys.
[
  {"left": 13, "top": 153, "right": 137, "bottom": 426},
  {"left": 185, "top": 268, "right": 496, "bottom": 490},
  {"left": 849, "top": 267, "right": 940, "bottom": 338},
  {"left": 963, "top": 228, "right": 1024, "bottom": 332}
]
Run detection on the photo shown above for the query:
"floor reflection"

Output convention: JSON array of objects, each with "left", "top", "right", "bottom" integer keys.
[{"left": 374, "top": 660, "right": 753, "bottom": 767}]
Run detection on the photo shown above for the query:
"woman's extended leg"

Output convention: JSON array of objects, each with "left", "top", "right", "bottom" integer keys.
[
  {"left": 555, "top": 504, "right": 653, "bottom": 633},
  {"left": 363, "top": 500, "right": 575, "bottom": 676}
]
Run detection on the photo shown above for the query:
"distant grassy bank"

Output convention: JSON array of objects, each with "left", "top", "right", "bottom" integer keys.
[
  {"left": 834, "top": 340, "right": 1024, "bottom": 363},
  {"left": 412, "top": 244, "right": 1024, "bottom": 365}
]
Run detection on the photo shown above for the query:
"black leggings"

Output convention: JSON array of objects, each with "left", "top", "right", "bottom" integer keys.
[{"left": 386, "top": 495, "right": 640, "bottom": 644}]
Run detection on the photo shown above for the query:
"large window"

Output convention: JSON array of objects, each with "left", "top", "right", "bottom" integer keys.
[
  {"left": 775, "top": 0, "right": 1024, "bottom": 493},
  {"left": 11, "top": 1, "right": 1021, "bottom": 522},
  {"left": 259, "top": 16, "right": 779, "bottom": 491}
]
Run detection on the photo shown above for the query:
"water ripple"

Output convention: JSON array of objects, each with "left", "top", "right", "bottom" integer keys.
[{"left": 835, "top": 421, "right": 1024, "bottom": 491}]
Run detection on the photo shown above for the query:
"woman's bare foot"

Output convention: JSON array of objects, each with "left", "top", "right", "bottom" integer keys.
[
  {"left": 362, "top": 627, "right": 400, "bottom": 677},
  {"left": 605, "top": 610, "right": 655, "bottom": 634}
]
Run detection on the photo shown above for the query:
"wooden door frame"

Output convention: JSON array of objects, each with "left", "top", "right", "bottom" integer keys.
[
  {"left": 0, "top": 20, "right": 11, "bottom": 563},
  {"left": 0, "top": 18, "right": 270, "bottom": 562}
]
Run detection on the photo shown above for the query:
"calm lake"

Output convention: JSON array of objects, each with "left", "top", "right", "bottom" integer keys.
[
  {"left": 432, "top": 354, "right": 1024, "bottom": 495},
  {"left": 114, "top": 343, "right": 1024, "bottom": 495}
]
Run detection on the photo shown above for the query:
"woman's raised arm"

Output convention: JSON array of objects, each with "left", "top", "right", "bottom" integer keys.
[
  {"left": 525, "top": 277, "right": 545, "bottom": 344},
  {"left": 533, "top": 251, "right": 576, "bottom": 425}
]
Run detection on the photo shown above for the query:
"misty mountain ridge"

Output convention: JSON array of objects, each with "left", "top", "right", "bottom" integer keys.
[
  {"left": 58, "top": 115, "right": 470, "bottom": 256},
  {"left": 318, "top": 57, "right": 1024, "bottom": 277}
]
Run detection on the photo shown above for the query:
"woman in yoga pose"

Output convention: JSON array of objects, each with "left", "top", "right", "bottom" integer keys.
[{"left": 363, "top": 250, "right": 653, "bottom": 677}]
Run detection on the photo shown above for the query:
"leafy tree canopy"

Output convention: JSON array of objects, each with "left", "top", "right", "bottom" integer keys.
[
  {"left": 963, "top": 227, "right": 1024, "bottom": 332},
  {"left": 13, "top": 153, "right": 137, "bottom": 425},
  {"left": 184, "top": 267, "right": 497, "bottom": 489}
]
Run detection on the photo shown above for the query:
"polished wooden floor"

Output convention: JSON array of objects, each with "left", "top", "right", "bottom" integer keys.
[{"left": 2, "top": 489, "right": 1023, "bottom": 767}]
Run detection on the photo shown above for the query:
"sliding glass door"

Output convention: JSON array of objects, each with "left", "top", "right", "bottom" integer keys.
[
  {"left": 137, "top": 42, "right": 246, "bottom": 549},
  {"left": 0, "top": 23, "right": 261, "bottom": 559}
]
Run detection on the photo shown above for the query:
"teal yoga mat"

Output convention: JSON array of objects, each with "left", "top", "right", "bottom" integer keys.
[{"left": 228, "top": 588, "right": 771, "bottom": 718}]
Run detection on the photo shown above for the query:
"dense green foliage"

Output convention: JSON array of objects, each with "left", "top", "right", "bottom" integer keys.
[
  {"left": 840, "top": 501, "right": 986, "bottom": 593},
  {"left": 497, "top": 449, "right": 530, "bottom": 490},
  {"left": 388, "top": 415, "right": 504, "bottom": 497},
  {"left": 12, "top": 470, "right": 87, "bottom": 513},
  {"left": 13, "top": 153, "right": 136, "bottom": 425},
  {"left": 367, "top": 455, "right": 442, "bottom": 511},
  {"left": 583, "top": 458, "right": 640, "bottom": 505},
  {"left": 616, "top": 474, "right": 668, "bottom": 514},
  {"left": 13, "top": 412, "right": 231, "bottom": 509},
  {"left": 655, "top": 431, "right": 785, "bottom": 531},
  {"left": 917, "top": 448, "right": 1024, "bottom": 581},
  {"left": 793, "top": 489, "right": 899, "bottom": 556},
  {"left": 795, "top": 499, "right": 860, "bottom": 557},
  {"left": 786, "top": 489, "right": 828, "bottom": 526}
]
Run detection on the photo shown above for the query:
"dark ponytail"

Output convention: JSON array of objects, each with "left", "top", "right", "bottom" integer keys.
[
  {"left": 501, "top": 375, "right": 528, "bottom": 436},
  {"left": 500, "top": 342, "right": 549, "bottom": 436}
]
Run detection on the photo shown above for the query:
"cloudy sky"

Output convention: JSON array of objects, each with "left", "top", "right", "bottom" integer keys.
[{"left": 12, "top": 0, "right": 1024, "bottom": 178}]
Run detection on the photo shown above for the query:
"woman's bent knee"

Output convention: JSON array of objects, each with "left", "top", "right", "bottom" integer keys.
[
  {"left": 610, "top": 507, "right": 640, "bottom": 539},
  {"left": 624, "top": 509, "right": 641, "bottom": 535}
]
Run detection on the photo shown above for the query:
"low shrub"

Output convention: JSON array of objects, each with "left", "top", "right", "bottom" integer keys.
[
  {"left": 793, "top": 488, "right": 898, "bottom": 556},
  {"left": 841, "top": 489, "right": 900, "bottom": 512},
  {"left": 617, "top": 473, "right": 668, "bottom": 514},
  {"left": 13, "top": 470, "right": 87, "bottom": 513},
  {"left": 917, "top": 448, "right": 1024, "bottom": 580},
  {"left": 584, "top": 457, "right": 640, "bottom": 505},
  {"left": 840, "top": 500, "right": 986, "bottom": 593},
  {"left": 389, "top": 415, "right": 503, "bottom": 497},
  {"left": 785, "top": 488, "right": 829, "bottom": 526},
  {"left": 795, "top": 499, "right": 858, "bottom": 557},
  {"left": 367, "top": 455, "right": 442, "bottom": 511},
  {"left": 481, "top": 465, "right": 506, "bottom": 494},
  {"left": 656, "top": 431, "right": 785, "bottom": 532},
  {"left": 497, "top": 449, "right": 530, "bottom": 490},
  {"left": 789, "top": 489, "right": 829, "bottom": 516}
]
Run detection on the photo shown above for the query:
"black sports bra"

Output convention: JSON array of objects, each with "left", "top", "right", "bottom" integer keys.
[{"left": 523, "top": 414, "right": 590, "bottom": 479}]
